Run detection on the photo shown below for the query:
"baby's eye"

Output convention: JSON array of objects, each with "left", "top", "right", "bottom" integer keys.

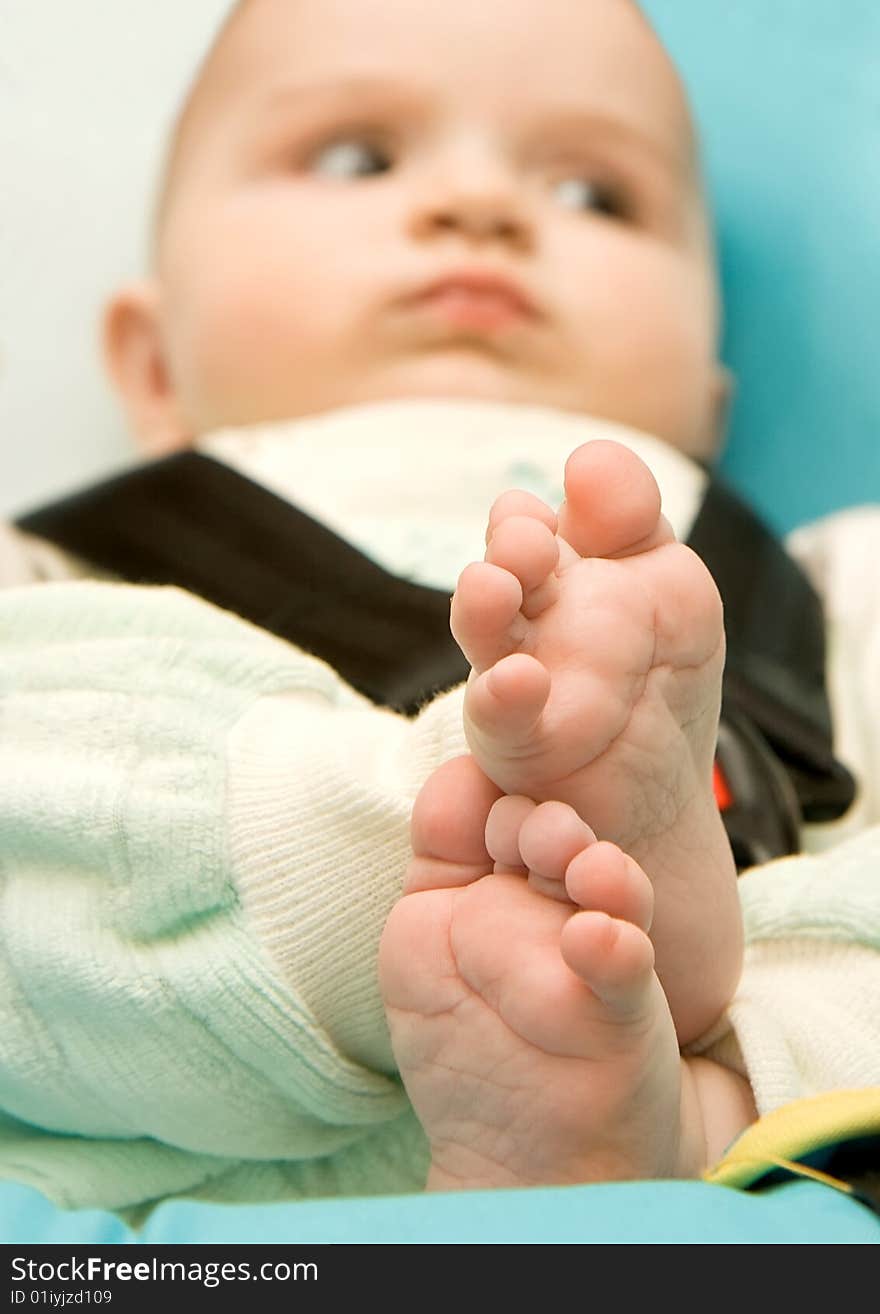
[
  {"left": 552, "top": 175, "right": 627, "bottom": 219},
  {"left": 310, "top": 137, "right": 393, "bottom": 179}
]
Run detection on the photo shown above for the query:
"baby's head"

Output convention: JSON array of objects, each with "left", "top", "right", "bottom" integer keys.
[{"left": 104, "top": 0, "right": 731, "bottom": 460}]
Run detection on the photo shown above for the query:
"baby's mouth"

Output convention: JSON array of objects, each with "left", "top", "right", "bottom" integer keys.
[
  {"left": 413, "top": 285, "right": 533, "bottom": 333},
  {"left": 398, "top": 269, "right": 542, "bottom": 337}
]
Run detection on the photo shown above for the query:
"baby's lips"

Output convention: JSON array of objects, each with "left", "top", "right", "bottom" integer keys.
[{"left": 400, "top": 265, "right": 543, "bottom": 320}]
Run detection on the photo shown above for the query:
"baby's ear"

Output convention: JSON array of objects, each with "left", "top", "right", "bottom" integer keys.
[{"left": 102, "top": 280, "right": 192, "bottom": 456}]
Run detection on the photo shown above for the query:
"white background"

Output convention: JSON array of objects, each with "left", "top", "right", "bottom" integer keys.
[{"left": 0, "top": 0, "right": 230, "bottom": 514}]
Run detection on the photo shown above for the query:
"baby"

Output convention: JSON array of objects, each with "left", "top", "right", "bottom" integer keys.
[
  {"left": 115, "top": 0, "right": 749, "bottom": 1180},
  {"left": 1, "top": 0, "right": 877, "bottom": 1212}
]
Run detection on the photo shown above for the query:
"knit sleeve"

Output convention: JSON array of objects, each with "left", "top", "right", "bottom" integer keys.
[
  {"left": 692, "top": 825, "right": 880, "bottom": 1115},
  {"left": 0, "top": 580, "right": 466, "bottom": 1211},
  {"left": 679, "top": 511, "right": 880, "bottom": 1116},
  {"left": 786, "top": 506, "right": 880, "bottom": 831}
]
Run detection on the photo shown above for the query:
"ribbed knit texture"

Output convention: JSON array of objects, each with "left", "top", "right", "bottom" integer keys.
[
  {"left": 0, "top": 582, "right": 431, "bottom": 1211},
  {"left": 696, "top": 834, "right": 880, "bottom": 1112}
]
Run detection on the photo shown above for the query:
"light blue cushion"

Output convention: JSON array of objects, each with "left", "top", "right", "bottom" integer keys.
[
  {"left": 1, "top": 1177, "right": 878, "bottom": 1245},
  {"left": 2, "top": 2, "right": 878, "bottom": 1246},
  {"left": 0, "top": 1182, "right": 129, "bottom": 1246},
  {"left": 641, "top": 0, "right": 880, "bottom": 534}
]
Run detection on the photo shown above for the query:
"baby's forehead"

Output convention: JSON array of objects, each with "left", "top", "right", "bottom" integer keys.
[
  {"left": 154, "top": 0, "right": 703, "bottom": 249},
  {"left": 151, "top": 0, "right": 253, "bottom": 246},
  {"left": 188, "top": 0, "right": 692, "bottom": 130}
]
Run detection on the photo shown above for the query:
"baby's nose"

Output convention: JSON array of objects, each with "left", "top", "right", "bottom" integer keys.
[{"left": 408, "top": 148, "right": 535, "bottom": 251}]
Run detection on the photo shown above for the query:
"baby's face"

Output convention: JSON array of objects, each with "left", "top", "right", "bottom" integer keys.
[{"left": 137, "top": 0, "right": 725, "bottom": 456}]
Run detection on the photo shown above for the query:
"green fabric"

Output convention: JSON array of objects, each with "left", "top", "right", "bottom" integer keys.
[{"left": 0, "top": 582, "right": 419, "bottom": 1214}]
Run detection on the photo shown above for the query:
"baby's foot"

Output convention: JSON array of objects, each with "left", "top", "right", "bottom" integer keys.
[
  {"left": 378, "top": 761, "right": 696, "bottom": 1190},
  {"left": 450, "top": 440, "right": 741, "bottom": 1044}
]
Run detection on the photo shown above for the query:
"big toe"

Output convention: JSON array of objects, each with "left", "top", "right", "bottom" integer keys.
[
  {"left": 406, "top": 755, "right": 503, "bottom": 893},
  {"left": 557, "top": 440, "right": 674, "bottom": 559}
]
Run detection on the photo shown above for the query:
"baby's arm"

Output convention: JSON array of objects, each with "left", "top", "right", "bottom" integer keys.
[{"left": 0, "top": 577, "right": 465, "bottom": 1211}]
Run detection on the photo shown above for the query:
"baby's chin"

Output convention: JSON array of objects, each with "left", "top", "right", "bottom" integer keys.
[
  {"left": 333, "top": 354, "right": 593, "bottom": 418},
  {"left": 190, "top": 371, "right": 570, "bottom": 437},
  {"left": 187, "top": 357, "right": 707, "bottom": 457}
]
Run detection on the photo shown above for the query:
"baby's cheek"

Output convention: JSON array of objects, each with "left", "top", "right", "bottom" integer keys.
[
  {"left": 594, "top": 250, "right": 714, "bottom": 442},
  {"left": 164, "top": 258, "right": 335, "bottom": 427}
]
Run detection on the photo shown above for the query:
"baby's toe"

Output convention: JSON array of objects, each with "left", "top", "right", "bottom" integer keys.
[
  {"left": 485, "top": 515, "right": 560, "bottom": 618},
  {"left": 565, "top": 841, "right": 654, "bottom": 932},
  {"left": 486, "top": 489, "right": 557, "bottom": 543},
  {"left": 406, "top": 755, "right": 503, "bottom": 893},
  {"left": 450, "top": 560, "right": 524, "bottom": 672},
  {"left": 560, "top": 911, "right": 656, "bottom": 1016},
  {"left": 464, "top": 652, "right": 551, "bottom": 749},
  {"left": 485, "top": 794, "right": 536, "bottom": 872},
  {"left": 558, "top": 440, "right": 674, "bottom": 559},
  {"left": 517, "top": 801, "right": 597, "bottom": 903}
]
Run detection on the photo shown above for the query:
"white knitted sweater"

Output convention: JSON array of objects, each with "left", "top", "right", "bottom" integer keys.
[{"left": 1, "top": 399, "right": 878, "bottom": 1213}]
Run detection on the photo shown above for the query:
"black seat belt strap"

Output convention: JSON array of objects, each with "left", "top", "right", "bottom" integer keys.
[
  {"left": 16, "top": 451, "right": 469, "bottom": 714},
  {"left": 687, "top": 477, "right": 856, "bottom": 826}
]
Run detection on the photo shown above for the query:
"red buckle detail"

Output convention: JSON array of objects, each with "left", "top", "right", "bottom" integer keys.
[{"left": 713, "top": 759, "right": 733, "bottom": 812}]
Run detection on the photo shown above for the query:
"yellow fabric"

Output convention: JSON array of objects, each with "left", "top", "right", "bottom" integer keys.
[{"left": 705, "top": 1088, "right": 880, "bottom": 1191}]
